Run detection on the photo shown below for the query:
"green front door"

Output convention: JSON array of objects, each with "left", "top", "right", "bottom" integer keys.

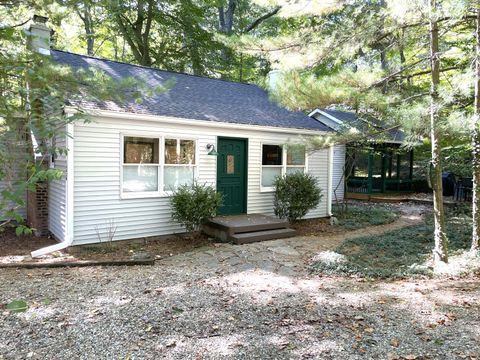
[{"left": 217, "top": 137, "right": 247, "bottom": 215}]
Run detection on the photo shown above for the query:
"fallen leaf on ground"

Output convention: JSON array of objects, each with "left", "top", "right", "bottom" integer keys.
[
  {"left": 6, "top": 300, "right": 28, "bottom": 313},
  {"left": 390, "top": 338, "right": 400, "bottom": 347},
  {"left": 403, "top": 355, "right": 417, "bottom": 360},
  {"left": 387, "top": 353, "right": 400, "bottom": 360},
  {"left": 446, "top": 312, "right": 456, "bottom": 321},
  {"left": 420, "top": 335, "right": 431, "bottom": 342}
]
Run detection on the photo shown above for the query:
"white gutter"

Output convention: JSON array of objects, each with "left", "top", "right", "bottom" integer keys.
[
  {"left": 65, "top": 107, "right": 330, "bottom": 136},
  {"left": 327, "top": 144, "right": 334, "bottom": 216},
  {"left": 32, "top": 122, "right": 75, "bottom": 257}
]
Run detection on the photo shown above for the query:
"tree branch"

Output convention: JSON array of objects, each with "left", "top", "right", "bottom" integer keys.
[
  {"left": 0, "top": 19, "right": 30, "bottom": 30},
  {"left": 244, "top": 6, "right": 281, "bottom": 33}
]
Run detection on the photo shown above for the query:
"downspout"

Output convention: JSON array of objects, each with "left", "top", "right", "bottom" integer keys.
[
  {"left": 32, "top": 123, "right": 74, "bottom": 257},
  {"left": 327, "top": 144, "right": 334, "bottom": 216}
]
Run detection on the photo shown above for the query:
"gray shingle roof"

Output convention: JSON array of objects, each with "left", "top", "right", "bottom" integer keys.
[
  {"left": 316, "top": 109, "right": 405, "bottom": 142},
  {"left": 51, "top": 50, "right": 331, "bottom": 132}
]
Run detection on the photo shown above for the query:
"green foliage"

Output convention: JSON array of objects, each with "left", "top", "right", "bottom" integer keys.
[
  {"left": 6, "top": 300, "right": 28, "bottom": 313},
  {"left": 333, "top": 204, "right": 399, "bottom": 230},
  {"left": 311, "top": 206, "right": 473, "bottom": 279},
  {"left": 170, "top": 182, "right": 223, "bottom": 233},
  {"left": 0, "top": 10, "right": 152, "bottom": 233},
  {"left": 413, "top": 143, "right": 472, "bottom": 180},
  {"left": 273, "top": 172, "right": 322, "bottom": 222}
]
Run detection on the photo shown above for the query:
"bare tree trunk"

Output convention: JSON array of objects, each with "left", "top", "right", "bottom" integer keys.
[
  {"left": 77, "top": 1, "right": 95, "bottom": 56},
  {"left": 472, "top": 1, "right": 480, "bottom": 252},
  {"left": 429, "top": 0, "right": 448, "bottom": 264},
  {"left": 218, "top": 0, "right": 236, "bottom": 34},
  {"left": 114, "top": 0, "right": 154, "bottom": 66},
  {"left": 218, "top": 0, "right": 237, "bottom": 77}
]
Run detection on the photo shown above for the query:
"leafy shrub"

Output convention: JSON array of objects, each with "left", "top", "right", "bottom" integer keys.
[
  {"left": 274, "top": 172, "right": 322, "bottom": 222},
  {"left": 170, "top": 182, "right": 223, "bottom": 233}
]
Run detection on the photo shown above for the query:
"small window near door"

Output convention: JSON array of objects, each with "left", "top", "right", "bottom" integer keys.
[
  {"left": 262, "top": 144, "right": 283, "bottom": 187},
  {"left": 261, "top": 144, "right": 308, "bottom": 190},
  {"left": 164, "top": 138, "right": 196, "bottom": 191},
  {"left": 122, "top": 137, "right": 159, "bottom": 193},
  {"left": 286, "top": 146, "right": 305, "bottom": 174}
]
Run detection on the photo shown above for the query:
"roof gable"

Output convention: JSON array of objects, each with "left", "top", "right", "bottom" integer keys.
[
  {"left": 310, "top": 108, "right": 405, "bottom": 142},
  {"left": 51, "top": 50, "right": 331, "bottom": 132}
]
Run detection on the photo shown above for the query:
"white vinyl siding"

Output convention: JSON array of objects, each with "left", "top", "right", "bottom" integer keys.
[
  {"left": 72, "top": 116, "right": 330, "bottom": 245},
  {"left": 332, "top": 144, "right": 345, "bottom": 202},
  {"left": 48, "top": 131, "right": 68, "bottom": 242}
]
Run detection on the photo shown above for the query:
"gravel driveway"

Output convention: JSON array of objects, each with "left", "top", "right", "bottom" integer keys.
[{"left": 1, "top": 210, "right": 479, "bottom": 360}]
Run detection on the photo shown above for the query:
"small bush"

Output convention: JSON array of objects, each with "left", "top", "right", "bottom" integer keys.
[
  {"left": 274, "top": 172, "right": 322, "bottom": 222},
  {"left": 170, "top": 182, "right": 223, "bottom": 233}
]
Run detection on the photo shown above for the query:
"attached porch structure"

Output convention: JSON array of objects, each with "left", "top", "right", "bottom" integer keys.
[{"left": 346, "top": 143, "right": 414, "bottom": 195}]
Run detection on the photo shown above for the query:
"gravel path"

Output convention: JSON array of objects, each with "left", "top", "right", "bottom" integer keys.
[{"left": 1, "top": 205, "right": 479, "bottom": 360}]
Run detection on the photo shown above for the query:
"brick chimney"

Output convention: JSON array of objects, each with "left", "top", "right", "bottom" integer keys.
[
  {"left": 26, "top": 15, "right": 52, "bottom": 236},
  {"left": 27, "top": 15, "right": 51, "bottom": 55}
]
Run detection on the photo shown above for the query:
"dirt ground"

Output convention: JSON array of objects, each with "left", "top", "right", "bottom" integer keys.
[
  {"left": 0, "top": 228, "right": 56, "bottom": 257},
  {"left": 0, "top": 229, "right": 213, "bottom": 264}
]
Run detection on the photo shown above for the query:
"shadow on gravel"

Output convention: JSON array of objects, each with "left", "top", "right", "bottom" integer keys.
[{"left": 2, "top": 267, "right": 479, "bottom": 359}]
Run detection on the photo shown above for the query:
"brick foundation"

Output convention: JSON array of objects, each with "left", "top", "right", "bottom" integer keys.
[{"left": 27, "top": 181, "right": 49, "bottom": 236}]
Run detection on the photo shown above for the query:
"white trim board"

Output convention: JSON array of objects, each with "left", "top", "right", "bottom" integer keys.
[
  {"left": 65, "top": 107, "right": 330, "bottom": 136},
  {"left": 308, "top": 109, "right": 344, "bottom": 126}
]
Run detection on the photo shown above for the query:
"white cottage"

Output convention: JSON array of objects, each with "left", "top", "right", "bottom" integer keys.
[{"left": 30, "top": 49, "right": 334, "bottom": 257}]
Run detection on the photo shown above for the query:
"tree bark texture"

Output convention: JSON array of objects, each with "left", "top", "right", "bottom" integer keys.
[
  {"left": 76, "top": 2, "right": 95, "bottom": 56},
  {"left": 472, "top": 1, "right": 480, "bottom": 252},
  {"left": 429, "top": 0, "right": 449, "bottom": 264},
  {"left": 115, "top": 0, "right": 154, "bottom": 66}
]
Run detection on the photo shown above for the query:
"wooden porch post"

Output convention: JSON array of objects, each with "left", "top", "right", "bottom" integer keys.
[
  {"left": 409, "top": 150, "right": 414, "bottom": 190},
  {"left": 367, "top": 149, "right": 373, "bottom": 193}
]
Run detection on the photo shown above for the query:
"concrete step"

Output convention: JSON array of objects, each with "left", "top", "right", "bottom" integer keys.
[{"left": 230, "top": 228, "right": 297, "bottom": 245}]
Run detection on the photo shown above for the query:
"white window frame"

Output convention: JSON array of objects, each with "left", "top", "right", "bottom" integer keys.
[
  {"left": 120, "top": 133, "right": 198, "bottom": 199},
  {"left": 162, "top": 137, "right": 198, "bottom": 196},
  {"left": 260, "top": 143, "right": 308, "bottom": 192}
]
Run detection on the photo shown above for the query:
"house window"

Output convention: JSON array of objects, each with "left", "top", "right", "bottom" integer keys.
[
  {"left": 261, "top": 144, "right": 307, "bottom": 190},
  {"left": 121, "top": 135, "right": 197, "bottom": 196},
  {"left": 262, "top": 145, "right": 283, "bottom": 187},
  {"left": 163, "top": 138, "right": 196, "bottom": 192},
  {"left": 286, "top": 146, "right": 306, "bottom": 174},
  {"left": 122, "top": 136, "right": 160, "bottom": 193}
]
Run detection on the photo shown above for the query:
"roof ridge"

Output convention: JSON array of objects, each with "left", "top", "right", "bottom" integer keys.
[{"left": 51, "top": 49, "right": 258, "bottom": 88}]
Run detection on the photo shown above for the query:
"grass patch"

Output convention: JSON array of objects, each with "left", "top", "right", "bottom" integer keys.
[
  {"left": 333, "top": 203, "right": 400, "bottom": 230},
  {"left": 312, "top": 205, "right": 474, "bottom": 279}
]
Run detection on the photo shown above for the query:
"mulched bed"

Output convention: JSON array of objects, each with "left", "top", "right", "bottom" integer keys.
[
  {"left": 291, "top": 218, "right": 344, "bottom": 236},
  {"left": 0, "top": 229, "right": 213, "bottom": 266},
  {"left": 68, "top": 233, "right": 213, "bottom": 261},
  {"left": 0, "top": 227, "right": 57, "bottom": 257}
]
